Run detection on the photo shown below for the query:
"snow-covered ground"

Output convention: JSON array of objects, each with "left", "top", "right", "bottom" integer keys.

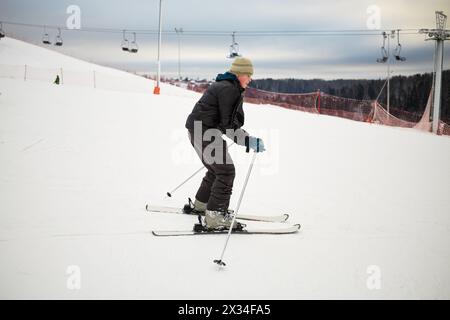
[{"left": 0, "top": 37, "right": 449, "bottom": 299}]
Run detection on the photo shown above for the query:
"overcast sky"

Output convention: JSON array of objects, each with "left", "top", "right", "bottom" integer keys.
[{"left": 1, "top": 0, "right": 449, "bottom": 79}]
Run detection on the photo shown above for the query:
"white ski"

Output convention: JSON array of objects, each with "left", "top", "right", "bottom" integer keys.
[
  {"left": 145, "top": 203, "right": 289, "bottom": 223},
  {"left": 152, "top": 224, "right": 301, "bottom": 236}
]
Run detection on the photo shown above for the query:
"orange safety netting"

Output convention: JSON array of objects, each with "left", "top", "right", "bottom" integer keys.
[
  {"left": 174, "top": 80, "right": 450, "bottom": 136},
  {"left": 245, "top": 87, "right": 449, "bottom": 136},
  {"left": 244, "top": 87, "right": 318, "bottom": 114},
  {"left": 319, "top": 93, "right": 373, "bottom": 122}
]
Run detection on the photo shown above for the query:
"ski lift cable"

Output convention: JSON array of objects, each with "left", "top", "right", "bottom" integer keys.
[{"left": 0, "top": 20, "right": 424, "bottom": 36}]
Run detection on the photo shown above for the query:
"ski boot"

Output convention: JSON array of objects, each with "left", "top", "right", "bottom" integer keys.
[
  {"left": 183, "top": 198, "right": 207, "bottom": 216},
  {"left": 203, "top": 209, "right": 245, "bottom": 231}
]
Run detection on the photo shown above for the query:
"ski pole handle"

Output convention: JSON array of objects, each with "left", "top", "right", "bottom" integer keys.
[{"left": 245, "top": 137, "right": 261, "bottom": 153}]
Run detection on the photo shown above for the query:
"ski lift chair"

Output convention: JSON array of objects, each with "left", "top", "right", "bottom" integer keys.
[
  {"left": 227, "top": 32, "right": 241, "bottom": 58},
  {"left": 376, "top": 47, "right": 388, "bottom": 63},
  {"left": 0, "top": 23, "right": 5, "bottom": 39},
  {"left": 394, "top": 44, "right": 406, "bottom": 61},
  {"left": 42, "top": 27, "right": 51, "bottom": 45},
  {"left": 54, "top": 28, "right": 63, "bottom": 46},
  {"left": 394, "top": 30, "right": 406, "bottom": 61},
  {"left": 121, "top": 30, "right": 129, "bottom": 51},
  {"left": 228, "top": 43, "right": 241, "bottom": 58},
  {"left": 129, "top": 32, "right": 138, "bottom": 53},
  {"left": 376, "top": 32, "right": 388, "bottom": 63}
]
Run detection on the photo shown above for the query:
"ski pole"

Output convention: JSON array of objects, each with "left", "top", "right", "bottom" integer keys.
[
  {"left": 214, "top": 150, "right": 258, "bottom": 267},
  {"left": 166, "top": 141, "right": 236, "bottom": 198},
  {"left": 166, "top": 166, "right": 204, "bottom": 198}
]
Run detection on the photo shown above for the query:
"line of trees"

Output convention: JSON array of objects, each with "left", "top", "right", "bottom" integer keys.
[{"left": 250, "top": 70, "right": 450, "bottom": 123}]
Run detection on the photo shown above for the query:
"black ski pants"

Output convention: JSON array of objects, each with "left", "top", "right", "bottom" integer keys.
[{"left": 188, "top": 129, "right": 235, "bottom": 211}]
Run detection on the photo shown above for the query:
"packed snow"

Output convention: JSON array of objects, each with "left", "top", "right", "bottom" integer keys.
[{"left": 0, "top": 37, "right": 449, "bottom": 299}]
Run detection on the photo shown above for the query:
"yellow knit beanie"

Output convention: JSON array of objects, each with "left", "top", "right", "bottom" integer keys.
[{"left": 229, "top": 57, "right": 253, "bottom": 76}]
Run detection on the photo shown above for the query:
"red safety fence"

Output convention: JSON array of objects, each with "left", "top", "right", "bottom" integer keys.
[{"left": 174, "top": 80, "right": 450, "bottom": 136}]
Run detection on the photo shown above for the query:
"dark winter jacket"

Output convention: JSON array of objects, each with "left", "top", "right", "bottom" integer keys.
[{"left": 185, "top": 72, "right": 249, "bottom": 145}]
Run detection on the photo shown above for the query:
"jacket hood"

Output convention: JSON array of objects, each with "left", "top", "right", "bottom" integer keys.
[{"left": 215, "top": 71, "right": 238, "bottom": 82}]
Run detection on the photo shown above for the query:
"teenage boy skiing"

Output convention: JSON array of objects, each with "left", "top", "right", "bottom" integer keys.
[{"left": 184, "top": 57, "right": 265, "bottom": 230}]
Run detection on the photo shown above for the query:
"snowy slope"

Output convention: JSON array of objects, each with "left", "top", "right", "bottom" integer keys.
[{"left": 0, "top": 37, "right": 449, "bottom": 299}]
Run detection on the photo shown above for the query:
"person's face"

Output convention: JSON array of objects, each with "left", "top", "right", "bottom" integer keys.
[{"left": 237, "top": 74, "right": 252, "bottom": 88}]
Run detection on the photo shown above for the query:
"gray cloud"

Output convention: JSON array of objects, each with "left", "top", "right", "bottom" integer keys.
[{"left": 1, "top": 0, "right": 449, "bottom": 79}]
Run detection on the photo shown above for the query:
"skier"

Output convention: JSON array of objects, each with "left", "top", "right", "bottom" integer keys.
[
  {"left": 184, "top": 57, "right": 265, "bottom": 230},
  {"left": 53, "top": 75, "right": 60, "bottom": 85}
]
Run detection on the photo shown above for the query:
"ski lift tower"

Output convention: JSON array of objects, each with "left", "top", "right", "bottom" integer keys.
[
  {"left": 175, "top": 28, "right": 183, "bottom": 80},
  {"left": 154, "top": 0, "right": 163, "bottom": 95},
  {"left": 420, "top": 11, "right": 450, "bottom": 134}
]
